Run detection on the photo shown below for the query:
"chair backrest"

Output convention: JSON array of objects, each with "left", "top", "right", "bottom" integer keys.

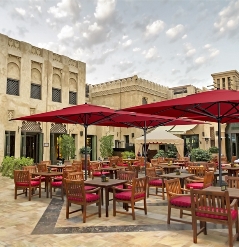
[
  {"left": 131, "top": 177, "right": 147, "bottom": 196},
  {"left": 90, "top": 162, "right": 100, "bottom": 170},
  {"left": 203, "top": 171, "right": 214, "bottom": 188},
  {"left": 63, "top": 166, "right": 77, "bottom": 172},
  {"left": 72, "top": 162, "right": 82, "bottom": 172},
  {"left": 150, "top": 159, "right": 158, "bottom": 166},
  {"left": 231, "top": 156, "right": 237, "bottom": 164},
  {"left": 37, "top": 163, "right": 47, "bottom": 172},
  {"left": 40, "top": 160, "right": 51, "bottom": 166},
  {"left": 109, "top": 158, "right": 118, "bottom": 167},
  {"left": 23, "top": 165, "right": 37, "bottom": 173},
  {"left": 206, "top": 162, "right": 217, "bottom": 172},
  {"left": 188, "top": 166, "right": 206, "bottom": 177},
  {"left": 65, "top": 179, "right": 86, "bottom": 200},
  {"left": 117, "top": 170, "right": 136, "bottom": 183},
  {"left": 165, "top": 178, "right": 182, "bottom": 200},
  {"left": 225, "top": 176, "right": 239, "bottom": 188},
  {"left": 157, "top": 157, "right": 164, "bottom": 163},
  {"left": 146, "top": 167, "right": 157, "bottom": 177},
  {"left": 67, "top": 171, "right": 84, "bottom": 180},
  {"left": 14, "top": 170, "right": 30, "bottom": 183},
  {"left": 190, "top": 189, "right": 232, "bottom": 222}
]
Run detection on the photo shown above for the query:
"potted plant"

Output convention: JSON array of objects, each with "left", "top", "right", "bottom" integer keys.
[
  {"left": 190, "top": 148, "right": 212, "bottom": 162},
  {"left": 99, "top": 135, "right": 114, "bottom": 160},
  {"left": 79, "top": 146, "right": 91, "bottom": 155},
  {"left": 153, "top": 150, "right": 165, "bottom": 159},
  {"left": 121, "top": 151, "right": 135, "bottom": 159},
  {"left": 59, "top": 134, "right": 76, "bottom": 163}
]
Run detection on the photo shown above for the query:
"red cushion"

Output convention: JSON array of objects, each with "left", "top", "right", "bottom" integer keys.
[
  {"left": 117, "top": 163, "right": 128, "bottom": 167},
  {"left": 102, "top": 165, "right": 110, "bottom": 168},
  {"left": 115, "top": 184, "right": 132, "bottom": 189},
  {"left": 196, "top": 206, "right": 238, "bottom": 220},
  {"left": 115, "top": 191, "right": 145, "bottom": 200},
  {"left": 170, "top": 196, "right": 191, "bottom": 207},
  {"left": 92, "top": 171, "right": 109, "bottom": 176},
  {"left": 54, "top": 176, "right": 63, "bottom": 180},
  {"left": 85, "top": 186, "right": 96, "bottom": 190},
  {"left": 186, "top": 183, "right": 204, "bottom": 189},
  {"left": 68, "top": 193, "right": 100, "bottom": 202},
  {"left": 149, "top": 179, "right": 163, "bottom": 186},
  {"left": 16, "top": 181, "right": 41, "bottom": 186},
  {"left": 51, "top": 181, "right": 62, "bottom": 187}
]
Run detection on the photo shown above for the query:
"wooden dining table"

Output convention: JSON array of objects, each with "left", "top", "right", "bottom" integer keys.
[
  {"left": 156, "top": 164, "right": 180, "bottom": 174},
  {"left": 84, "top": 178, "right": 127, "bottom": 217},
  {"left": 100, "top": 166, "right": 125, "bottom": 179},
  {"left": 32, "top": 171, "right": 63, "bottom": 198},
  {"left": 203, "top": 186, "right": 239, "bottom": 199},
  {"left": 159, "top": 172, "right": 195, "bottom": 188}
]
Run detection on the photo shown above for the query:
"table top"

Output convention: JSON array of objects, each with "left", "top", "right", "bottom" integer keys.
[
  {"left": 100, "top": 166, "right": 125, "bottom": 171},
  {"left": 47, "top": 164, "right": 71, "bottom": 168},
  {"left": 159, "top": 172, "right": 194, "bottom": 179},
  {"left": 222, "top": 166, "right": 239, "bottom": 170},
  {"left": 32, "top": 171, "right": 63, "bottom": 176},
  {"left": 84, "top": 178, "right": 128, "bottom": 187},
  {"left": 203, "top": 186, "right": 239, "bottom": 199},
  {"left": 157, "top": 164, "right": 180, "bottom": 169}
]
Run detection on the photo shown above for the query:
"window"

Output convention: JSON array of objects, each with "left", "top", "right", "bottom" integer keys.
[
  {"left": 222, "top": 78, "right": 225, "bottom": 89},
  {"left": 52, "top": 88, "right": 61, "bottom": 102},
  {"left": 31, "top": 83, "right": 41, "bottom": 99},
  {"left": 142, "top": 97, "right": 148, "bottom": 105},
  {"left": 69, "top": 91, "right": 77, "bottom": 105},
  {"left": 6, "top": 78, "right": 19, "bottom": 96}
]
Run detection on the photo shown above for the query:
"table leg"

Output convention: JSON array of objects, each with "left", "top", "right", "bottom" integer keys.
[
  {"left": 46, "top": 177, "right": 50, "bottom": 198},
  {"left": 105, "top": 187, "right": 109, "bottom": 217},
  {"left": 110, "top": 170, "right": 114, "bottom": 179}
]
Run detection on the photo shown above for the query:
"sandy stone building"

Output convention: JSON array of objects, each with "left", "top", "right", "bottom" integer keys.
[{"left": 0, "top": 33, "right": 98, "bottom": 164}]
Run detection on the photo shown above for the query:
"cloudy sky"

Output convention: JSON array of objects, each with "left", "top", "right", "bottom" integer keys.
[{"left": 0, "top": 0, "right": 239, "bottom": 88}]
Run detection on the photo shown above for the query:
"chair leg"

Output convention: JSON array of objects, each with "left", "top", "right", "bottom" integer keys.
[
  {"left": 180, "top": 209, "right": 183, "bottom": 218},
  {"left": 147, "top": 186, "right": 149, "bottom": 198},
  {"left": 98, "top": 199, "right": 101, "bottom": 218},
  {"left": 28, "top": 187, "right": 31, "bottom": 201},
  {"left": 66, "top": 200, "right": 69, "bottom": 219},
  {"left": 39, "top": 185, "right": 41, "bottom": 198},
  {"left": 144, "top": 198, "right": 147, "bottom": 215},
  {"left": 131, "top": 202, "right": 135, "bottom": 220},
  {"left": 50, "top": 185, "right": 52, "bottom": 198},
  {"left": 82, "top": 205, "right": 86, "bottom": 223},
  {"left": 15, "top": 187, "right": 17, "bottom": 199},
  {"left": 167, "top": 204, "right": 171, "bottom": 224},
  {"left": 113, "top": 198, "right": 116, "bottom": 216},
  {"left": 192, "top": 219, "right": 197, "bottom": 243},
  {"left": 228, "top": 224, "right": 233, "bottom": 247}
]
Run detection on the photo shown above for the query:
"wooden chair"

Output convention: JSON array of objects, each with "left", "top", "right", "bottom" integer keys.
[
  {"left": 225, "top": 176, "right": 239, "bottom": 188},
  {"left": 188, "top": 166, "right": 207, "bottom": 179},
  {"left": 14, "top": 170, "right": 41, "bottom": 201},
  {"left": 231, "top": 156, "right": 237, "bottom": 164},
  {"left": 190, "top": 189, "right": 239, "bottom": 247},
  {"left": 72, "top": 161, "right": 82, "bottom": 172},
  {"left": 164, "top": 178, "right": 192, "bottom": 224},
  {"left": 185, "top": 171, "right": 214, "bottom": 190},
  {"left": 24, "top": 165, "right": 46, "bottom": 190},
  {"left": 65, "top": 179, "right": 101, "bottom": 223},
  {"left": 150, "top": 159, "right": 158, "bottom": 167},
  {"left": 37, "top": 163, "right": 47, "bottom": 172},
  {"left": 90, "top": 162, "right": 109, "bottom": 179},
  {"left": 112, "top": 177, "right": 147, "bottom": 220},
  {"left": 146, "top": 167, "right": 165, "bottom": 200},
  {"left": 81, "top": 158, "right": 90, "bottom": 175}
]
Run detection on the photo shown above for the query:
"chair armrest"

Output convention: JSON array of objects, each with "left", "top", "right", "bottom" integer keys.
[
  {"left": 86, "top": 187, "right": 101, "bottom": 194},
  {"left": 169, "top": 192, "right": 190, "bottom": 197},
  {"left": 230, "top": 199, "right": 238, "bottom": 209},
  {"left": 111, "top": 185, "right": 131, "bottom": 192}
]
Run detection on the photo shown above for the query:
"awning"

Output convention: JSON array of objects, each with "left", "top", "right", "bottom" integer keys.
[{"left": 157, "top": 124, "right": 197, "bottom": 134}]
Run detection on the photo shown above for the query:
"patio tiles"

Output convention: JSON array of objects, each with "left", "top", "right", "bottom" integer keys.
[{"left": 0, "top": 174, "right": 238, "bottom": 247}]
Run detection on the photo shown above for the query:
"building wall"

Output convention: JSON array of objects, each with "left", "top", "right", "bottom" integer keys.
[
  {"left": 211, "top": 70, "right": 239, "bottom": 90},
  {"left": 0, "top": 33, "right": 91, "bottom": 163}
]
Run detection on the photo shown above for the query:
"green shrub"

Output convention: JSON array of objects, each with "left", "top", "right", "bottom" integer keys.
[
  {"left": 190, "top": 148, "right": 212, "bottom": 162},
  {"left": 153, "top": 150, "right": 165, "bottom": 159},
  {"left": 121, "top": 151, "right": 135, "bottom": 159},
  {"left": 208, "top": 146, "right": 219, "bottom": 153},
  {"left": 0, "top": 156, "right": 34, "bottom": 179}
]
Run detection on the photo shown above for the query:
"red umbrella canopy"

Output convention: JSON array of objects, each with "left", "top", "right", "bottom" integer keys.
[
  {"left": 13, "top": 103, "right": 118, "bottom": 125},
  {"left": 94, "top": 112, "right": 204, "bottom": 129},
  {"left": 123, "top": 89, "right": 239, "bottom": 123}
]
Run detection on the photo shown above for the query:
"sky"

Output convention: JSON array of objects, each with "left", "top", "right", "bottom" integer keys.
[{"left": 0, "top": 0, "right": 239, "bottom": 89}]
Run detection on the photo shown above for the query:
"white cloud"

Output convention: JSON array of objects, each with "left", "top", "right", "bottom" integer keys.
[
  {"left": 172, "top": 69, "right": 180, "bottom": 74},
  {"left": 195, "top": 56, "right": 205, "bottom": 65},
  {"left": 214, "top": 0, "right": 239, "bottom": 37},
  {"left": 204, "top": 44, "right": 211, "bottom": 49},
  {"left": 166, "top": 24, "right": 185, "bottom": 41},
  {"left": 145, "top": 20, "right": 164, "bottom": 38},
  {"left": 118, "top": 60, "right": 133, "bottom": 71},
  {"left": 57, "top": 25, "right": 74, "bottom": 40},
  {"left": 48, "top": 0, "right": 81, "bottom": 20},
  {"left": 182, "top": 34, "right": 187, "bottom": 39},
  {"left": 122, "top": 39, "right": 132, "bottom": 47},
  {"left": 94, "top": 0, "right": 116, "bottom": 21},
  {"left": 15, "top": 8, "right": 26, "bottom": 16},
  {"left": 142, "top": 46, "right": 158, "bottom": 60},
  {"left": 209, "top": 48, "right": 219, "bottom": 58},
  {"left": 133, "top": 47, "right": 141, "bottom": 52},
  {"left": 122, "top": 35, "right": 128, "bottom": 40},
  {"left": 184, "top": 43, "right": 196, "bottom": 58}
]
